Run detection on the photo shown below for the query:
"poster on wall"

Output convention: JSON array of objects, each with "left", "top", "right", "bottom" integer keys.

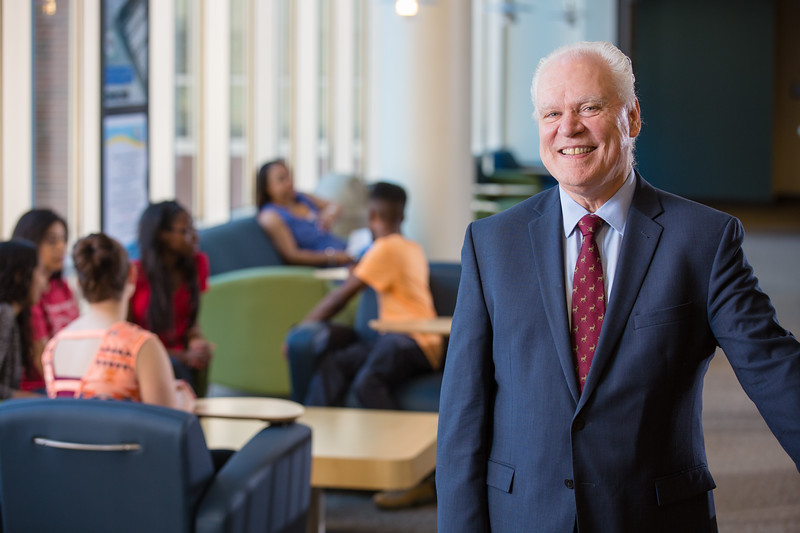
[
  {"left": 101, "top": 0, "right": 148, "bottom": 254},
  {"left": 102, "top": 113, "right": 149, "bottom": 253},
  {"left": 102, "top": 0, "right": 148, "bottom": 109}
]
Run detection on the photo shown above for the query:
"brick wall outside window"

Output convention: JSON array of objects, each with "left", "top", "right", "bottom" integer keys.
[{"left": 34, "top": 0, "right": 71, "bottom": 219}]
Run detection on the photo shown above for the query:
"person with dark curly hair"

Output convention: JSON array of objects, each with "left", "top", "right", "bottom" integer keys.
[{"left": 296, "top": 182, "right": 442, "bottom": 409}]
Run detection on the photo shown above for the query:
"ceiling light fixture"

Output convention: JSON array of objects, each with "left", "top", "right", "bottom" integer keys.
[
  {"left": 41, "top": 0, "right": 57, "bottom": 16},
  {"left": 395, "top": 0, "right": 419, "bottom": 17}
]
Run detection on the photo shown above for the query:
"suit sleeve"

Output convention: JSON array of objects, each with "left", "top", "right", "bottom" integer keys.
[
  {"left": 708, "top": 217, "right": 800, "bottom": 470},
  {"left": 436, "top": 223, "right": 495, "bottom": 532}
]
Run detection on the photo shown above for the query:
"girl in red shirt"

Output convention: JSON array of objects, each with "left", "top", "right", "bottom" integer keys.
[{"left": 129, "top": 201, "right": 214, "bottom": 393}]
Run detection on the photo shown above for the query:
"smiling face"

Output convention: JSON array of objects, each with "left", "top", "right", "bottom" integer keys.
[{"left": 536, "top": 53, "right": 641, "bottom": 211}]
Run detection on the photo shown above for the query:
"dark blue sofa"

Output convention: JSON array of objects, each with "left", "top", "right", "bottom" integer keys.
[
  {"left": 286, "top": 261, "right": 461, "bottom": 412},
  {"left": 198, "top": 216, "right": 284, "bottom": 276}
]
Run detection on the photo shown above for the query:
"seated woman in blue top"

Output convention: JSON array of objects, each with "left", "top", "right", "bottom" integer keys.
[{"left": 256, "top": 159, "right": 354, "bottom": 267}]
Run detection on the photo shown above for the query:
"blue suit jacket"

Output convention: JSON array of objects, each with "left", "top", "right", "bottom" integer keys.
[{"left": 436, "top": 175, "right": 800, "bottom": 533}]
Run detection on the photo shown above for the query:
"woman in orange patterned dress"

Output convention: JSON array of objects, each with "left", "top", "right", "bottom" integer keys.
[{"left": 42, "top": 233, "right": 194, "bottom": 411}]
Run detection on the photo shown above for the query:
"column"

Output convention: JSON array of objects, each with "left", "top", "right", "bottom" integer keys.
[
  {"left": 1, "top": 1, "right": 33, "bottom": 236},
  {"left": 292, "top": 1, "right": 319, "bottom": 192},
  {"left": 149, "top": 0, "right": 176, "bottom": 201},
  {"left": 75, "top": 0, "right": 102, "bottom": 237},
  {"left": 366, "top": 0, "right": 473, "bottom": 262},
  {"left": 330, "top": 0, "right": 356, "bottom": 175},
  {"left": 200, "top": 0, "right": 230, "bottom": 224}
]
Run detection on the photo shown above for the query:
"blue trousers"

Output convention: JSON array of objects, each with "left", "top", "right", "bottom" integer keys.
[{"left": 304, "top": 324, "right": 432, "bottom": 409}]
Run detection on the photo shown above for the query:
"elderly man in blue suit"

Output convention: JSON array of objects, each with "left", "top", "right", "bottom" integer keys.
[{"left": 436, "top": 41, "right": 800, "bottom": 533}]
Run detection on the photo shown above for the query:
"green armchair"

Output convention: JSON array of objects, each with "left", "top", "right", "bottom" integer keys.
[{"left": 199, "top": 266, "right": 332, "bottom": 397}]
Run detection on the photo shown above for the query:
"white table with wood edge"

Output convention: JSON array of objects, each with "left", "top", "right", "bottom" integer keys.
[
  {"left": 194, "top": 396, "right": 305, "bottom": 422},
  {"left": 198, "top": 402, "right": 439, "bottom": 533},
  {"left": 312, "top": 266, "right": 351, "bottom": 281},
  {"left": 367, "top": 316, "right": 453, "bottom": 336}
]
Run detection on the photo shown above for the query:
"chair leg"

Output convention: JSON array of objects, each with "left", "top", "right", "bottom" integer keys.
[{"left": 307, "top": 488, "right": 326, "bottom": 533}]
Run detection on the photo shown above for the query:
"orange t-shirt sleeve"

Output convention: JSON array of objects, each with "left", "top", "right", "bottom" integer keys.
[{"left": 353, "top": 239, "right": 397, "bottom": 292}]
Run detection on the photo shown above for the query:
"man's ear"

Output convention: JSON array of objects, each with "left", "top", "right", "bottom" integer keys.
[{"left": 628, "top": 99, "right": 642, "bottom": 138}]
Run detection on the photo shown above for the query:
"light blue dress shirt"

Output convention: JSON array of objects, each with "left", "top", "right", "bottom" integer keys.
[{"left": 560, "top": 170, "right": 636, "bottom": 326}]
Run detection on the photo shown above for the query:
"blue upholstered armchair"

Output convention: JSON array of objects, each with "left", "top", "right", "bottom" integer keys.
[
  {"left": 286, "top": 262, "right": 461, "bottom": 412},
  {"left": 0, "top": 398, "right": 311, "bottom": 533}
]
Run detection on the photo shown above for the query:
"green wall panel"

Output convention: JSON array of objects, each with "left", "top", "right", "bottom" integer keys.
[{"left": 633, "top": 0, "right": 774, "bottom": 201}]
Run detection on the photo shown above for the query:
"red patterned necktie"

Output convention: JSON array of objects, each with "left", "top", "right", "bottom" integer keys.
[{"left": 571, "top": 214, "right": 606, "bottom": 392}]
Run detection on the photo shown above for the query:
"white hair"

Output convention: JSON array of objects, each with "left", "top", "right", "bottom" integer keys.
[{"left": 530, "top": 41, "right": 637, "bottom": 118}]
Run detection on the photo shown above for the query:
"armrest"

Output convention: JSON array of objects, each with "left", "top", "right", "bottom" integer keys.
[
  {"left": 195, "top": 423, "right": 312, "bottom": 533},
  {"left": 286, "top": 322, "right": 331, "bottom": 403}
]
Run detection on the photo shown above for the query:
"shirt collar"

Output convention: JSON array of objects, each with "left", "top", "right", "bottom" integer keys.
[{"left": 560, "top": 169, "right": 636, "bottom": 238}]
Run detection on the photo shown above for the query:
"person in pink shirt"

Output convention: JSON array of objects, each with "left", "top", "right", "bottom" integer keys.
[{"left": 12, "top": 209, "right": 80, "bottom": 392}]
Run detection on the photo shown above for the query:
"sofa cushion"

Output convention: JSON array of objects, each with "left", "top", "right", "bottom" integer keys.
[{"left": 199, "top": 217, "right": 283, "bottom": 276}]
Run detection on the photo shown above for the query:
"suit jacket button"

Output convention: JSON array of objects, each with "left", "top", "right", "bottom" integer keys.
[
  {"left": 564, "top": 479, "right": 574, "bottom": 489},
  {"left": 574, "top": 418, "right": 585, "bottom": 431}
]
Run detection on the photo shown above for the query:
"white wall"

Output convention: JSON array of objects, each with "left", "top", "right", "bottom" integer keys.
[
  {"left": 1, "top": 1, "right": 33, "bottom": 237},
  {"left": 503, "top": 0, "right": 617, "bottom": 166},
  {"left": 366, "top": 0, "right": 473, "bottom": 261}
]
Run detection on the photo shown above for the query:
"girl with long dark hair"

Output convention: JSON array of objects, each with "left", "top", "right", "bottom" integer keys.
[
  {"left": 128, "top": 201, "right": 213, "bottom": 391},
  {"left": 0, "top": 240, "right": 48, "bottom": 399},
  {"left": 11, "top": 209, "right": 80, "bottom": 391}
]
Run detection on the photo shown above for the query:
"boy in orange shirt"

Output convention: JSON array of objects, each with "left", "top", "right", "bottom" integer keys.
[{"left": 298, "top": 181, "right": 442, "bottom": 409}]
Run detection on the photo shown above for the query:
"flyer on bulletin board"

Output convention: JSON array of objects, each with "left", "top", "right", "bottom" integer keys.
[{"left": 102, "top": 113, "right": 149, "bottom": 254}]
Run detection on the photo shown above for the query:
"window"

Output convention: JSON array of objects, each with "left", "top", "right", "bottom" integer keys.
[
  {"left": 276, "top": 0, "right": 292, "bottom": 159},
  {"left": 318, "top": 0, "right": 330, "bottom": 176},
  {"left": 352, "top": 0, "right": 366, "bottom": 174},
  {"left": 230, "top": 0, "right": 248, "bottom": 211},
  {"left": 34, "top": 0, "right": 72, "bottom": 218},
  {"left": 175, "top": 0, "right": 197, "bottom": 213}
]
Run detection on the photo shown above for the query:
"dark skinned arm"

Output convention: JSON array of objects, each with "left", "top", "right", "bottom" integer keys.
[
  {"left": 257, "top": 209, "right": 351, "bottom": 266},
  {"left": 303, "top": 274, "right": 367, "bottom": 323}
]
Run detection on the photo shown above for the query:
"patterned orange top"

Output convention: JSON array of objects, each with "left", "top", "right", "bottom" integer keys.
[{"left": 42, "top": 321, "right": 156, "bottom": 402}]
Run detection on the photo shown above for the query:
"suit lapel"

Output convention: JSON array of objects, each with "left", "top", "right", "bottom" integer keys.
[
  {"left": 528, "top": 190, "right": 581, "bottom": 404},
  {"left": 580, "top": 175, "right": 664, "bottom": 403}
]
